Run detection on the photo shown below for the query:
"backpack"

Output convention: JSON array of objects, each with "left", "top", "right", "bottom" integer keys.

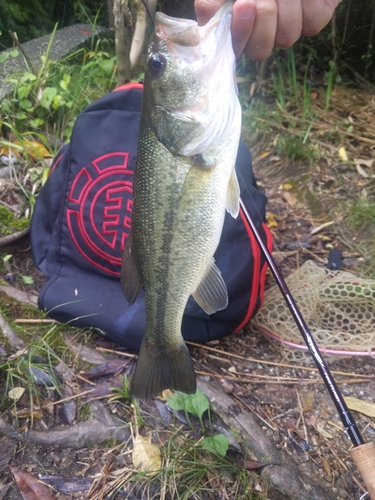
[{"left": 30, "top": 83, "right": 273, "bottom": 351}]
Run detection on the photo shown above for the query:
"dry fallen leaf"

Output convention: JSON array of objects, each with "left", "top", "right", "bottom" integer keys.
[
  {"left": 8, "top": 387, "right": 25, "bottom": 402},
  {"left": 354, "top": 158, "right": 374, "bottom": 168},
  {"left": 132, "top": 435, "right": 161, "bottom": 472},
  {"left": 282, "top": 191, "right": 298, "bottom": 207},
  {"left": 338, "top": 146, "right": 348, "bottom": 162},
  {"left": 11, "top": 408, "right": 43, "bottom": 419},
  {"left": 355, "top": 164, "right": 369, "bottom": 178},
  {"left": 267, "top": 213, "right": 278, "bottom": 228},
  {"left": 344, "top": 396, "right": 375, "bottom": 417},
  {"left": 316, "top": 423, "right": 334, "bottom": 439},
  {"left": 15, "top": 140, "right": 52, "bottom": 158},
  {"left": 257, "top": 150, "right": 271, "bottom": 160},
  {"left": 10, "top": 467, "right": 55, "bottom": 500},
  {"left": 161, "top": 389, "right": 173, "bottom": 400}
]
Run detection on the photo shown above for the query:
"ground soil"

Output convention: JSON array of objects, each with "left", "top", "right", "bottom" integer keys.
[{"left": 0, "top": 82, "right": 375, "bottom": 499}]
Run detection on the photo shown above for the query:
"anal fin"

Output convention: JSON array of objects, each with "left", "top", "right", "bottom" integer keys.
[
  {"left": 192, "top": 258, "right": 228, "bottom": 315},
  {"left": 120, "top": 231, "right": 142, "bottom": 305},
  {"left": 226, "top": 168, "right": 240, "bottom": 218}
]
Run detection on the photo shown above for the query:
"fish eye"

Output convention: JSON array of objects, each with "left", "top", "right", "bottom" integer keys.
[{"left": 147, "top": 54, "right": 166, "bottom": 77}]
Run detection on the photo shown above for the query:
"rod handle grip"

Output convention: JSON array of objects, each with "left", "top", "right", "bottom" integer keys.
[{"left": 351, "top": 442, "right": 375, "bottom": 499}]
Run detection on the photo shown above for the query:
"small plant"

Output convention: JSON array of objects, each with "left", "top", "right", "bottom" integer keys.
[
  {"left": 348, "top": 199, "right": 375, "bottom": 277},
  {"left": 166, "top": 389, "right": 230, "bottom": 457},
  {"left": 0, "top": 33, "right": 117, "bottom": 224},
  {"left": 0, "top": 49, "right": 19, "bottom": 64},
  {"left": 325, "top": 60, "right": 336, "bottom": 112},
  {"left": 286, "top": 47, "right": 299, "bottom": 105},
  {"left": 0, "top": 323, "right": 70, "bottom": 413},
  {"left": 166, "top": 389, "right": 210, "bottom": 431},
  {"left": 271, "top": 56, "right": 286, "bottom": 108},
  {"left": 276, "top": 135, "right": 317, "bottom": 163}
]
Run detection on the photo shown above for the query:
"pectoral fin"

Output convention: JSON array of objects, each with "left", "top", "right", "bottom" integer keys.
[
  {"left": 226, "top": 168, "right": 240, "bottom": 218},
  {"left": 120, "top": 231, "right": 142, "bottom": 305},
  {"left": 192, "top": 259, "right": 228, "bottom": 315}
]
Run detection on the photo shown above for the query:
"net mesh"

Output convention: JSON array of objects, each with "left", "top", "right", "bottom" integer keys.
[{"left": 251, "top": 260, "right": 375, "bottom": 363}]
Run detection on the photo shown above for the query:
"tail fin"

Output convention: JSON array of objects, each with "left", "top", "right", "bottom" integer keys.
[{"left": 130, "top": 340, "right": 196, "bottom": 399}]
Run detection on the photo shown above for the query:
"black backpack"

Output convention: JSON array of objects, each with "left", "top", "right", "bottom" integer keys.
[{"left": 30, "top": 83, "right": 273, "bottom": 351}]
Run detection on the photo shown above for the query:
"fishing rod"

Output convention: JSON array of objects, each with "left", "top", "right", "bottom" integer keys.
[{"left": 239, "top": 197, "right": 375, "bottom": 498}]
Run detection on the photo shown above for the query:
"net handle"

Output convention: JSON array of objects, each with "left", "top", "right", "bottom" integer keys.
[{"left": 351, "top": 442, "right": 375, "bottom": 499}]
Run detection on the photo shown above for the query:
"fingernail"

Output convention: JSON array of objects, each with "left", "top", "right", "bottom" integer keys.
[{"left": 238, "top": 1, "right": 256, "bottom": 21}]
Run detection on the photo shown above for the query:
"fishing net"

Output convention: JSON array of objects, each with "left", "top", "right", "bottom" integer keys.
[{"left": 251, "top": 260, "right": 375, "bottom": 363}]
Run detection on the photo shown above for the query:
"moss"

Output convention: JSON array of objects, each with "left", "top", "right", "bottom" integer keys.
[
  {"left": 0, "top": 206, "right": 29, "bottom": 235},
  {"left": 79, "top": 402, "right": 92, "bottom": 421},
  {"left": 0, "top": 291, "right": 40, "bottom": 321}
]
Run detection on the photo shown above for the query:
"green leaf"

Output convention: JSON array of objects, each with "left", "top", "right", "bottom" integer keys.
[
  {"left": 41, "top": 167, "right": 50, "bottom": 185},
  {"left": 17, "top": 84, "right": 31, "bottom": 100},
  {"left": 22, "top": 276, "right": 34, "bottom": 285},
  {"left": 166, "top": 391, "right": 189, "bottom": 412},
  {"left": 3, "top": 254, "right": 12, "bottom": 262},
  {"left": 29, "top": 118, "right": 44, "bottom": 128},
  {"left": 20, "top": 72, "right": 36, "bottom": 83},
  {"left": 166, "top": 389, "right": 209, "bottom": 420},
  {"left": 40, "top": 87, "right": 57, "bottom": 109},
  {"left": 99, "top": 58, "right": 115, "bottom": 75},
  {"left": 200, "top": 434, "right": 229, "bottom": 457},
  {"left": 184, "top": 390, "right": 210, "bottom": 420},
  {"left": 0, "top": 53, "right": 9, "bottom": 63},
  {"left": 10, "top": 49, "right": 19, "bottom": 58},
  {"left": 19, "top": 99, "right": 32, "bottom": 110},
  {"left": 52, "top": 94, "right": 63, "bottom": 109},
  {"left": 59, "top": 74, "right": 71, "bottom": 91}
]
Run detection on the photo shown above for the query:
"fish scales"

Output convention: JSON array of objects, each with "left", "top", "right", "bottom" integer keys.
[{"left": 121, "top": 1, "right": 241, "bottom": 398}]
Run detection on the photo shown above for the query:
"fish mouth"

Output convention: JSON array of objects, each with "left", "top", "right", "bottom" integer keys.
[
  {"left": 155, "top": 13, "right": 201, "bottom": 47},
  {"left": 155, "top": 2, "right": 232, "bottom": 50}
]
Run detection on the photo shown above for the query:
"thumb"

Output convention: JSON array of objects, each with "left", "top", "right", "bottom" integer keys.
[{"left": 194, "top": 0, "right": 227, "bottom": 25}]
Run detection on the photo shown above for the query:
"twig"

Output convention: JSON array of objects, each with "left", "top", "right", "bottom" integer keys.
[
  {"left": 41, "top": 388, "right": 96, "bottom": 408},
  {"left": 232, "top": 393, "right": 279, "bottom": 431},
  {"left": 0, "top": 200, "right": 21, "bottom": 214},
  {"left": 14, "top": 319, "right": 56, "bottom": 324},
  {"left": 96, "top": 347, "right": 136, "bottom": 358},
  {"left": 8, "top": 30, "right": 35, "bottom": 74},
  {"left": 295, "top": 389, "right": 308, "bottom": 443},
  {"left": 310, "top": 221, "right": 335, "bottom": 235},
  {"left": 186, "top": 341, "right": 373, "bottom": 378}
]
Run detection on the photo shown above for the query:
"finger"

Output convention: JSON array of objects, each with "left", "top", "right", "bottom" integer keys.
[
  {"left": 243, "top": 0, "right": 278, "bottom": 61},
  {"left": 195, "top": 0, "right": 226, "bottom": 26},
  {"left": 274, "top": 0, "right": 303, "bottom": 48},
  {"left": 231, "top": 0, "right": 257, "bottom": 58},
  {"left": 301, "top": 0, "right": 341, "bottom": 37}
]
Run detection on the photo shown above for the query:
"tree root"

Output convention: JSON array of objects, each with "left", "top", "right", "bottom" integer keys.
[
  {"left": 0, "top": 401, "right": 130, "bottom": 449},
  {"left": 0, "top": 312, "right": 25, "bottom": 349},
  {"left": 0, "top": 227, "right": 30, "bottom": 247},
  {"left": 0, "top": 284, "right": 38, "bottom": 307}
]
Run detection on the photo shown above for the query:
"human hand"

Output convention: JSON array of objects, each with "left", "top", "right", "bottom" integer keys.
[{"left": 195, "top": 0, "right": 342, "bottom": 61}]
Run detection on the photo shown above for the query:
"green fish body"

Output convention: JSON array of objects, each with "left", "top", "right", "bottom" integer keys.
[{"left": 121, "top": 1, "right": 241, "bottom": 398}]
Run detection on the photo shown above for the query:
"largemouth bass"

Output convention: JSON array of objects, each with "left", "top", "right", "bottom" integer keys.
[{"left": 121, "top": 1, "right": 241, "bottom": 398}]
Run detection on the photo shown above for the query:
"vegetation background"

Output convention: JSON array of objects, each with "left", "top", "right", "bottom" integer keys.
[{"left": 1, "top": 0, "right": 375, "bottom": 82}]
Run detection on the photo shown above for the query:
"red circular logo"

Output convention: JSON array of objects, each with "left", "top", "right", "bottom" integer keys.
[{"left": 66, "top": 152, "right": 133, "bottom": 277}]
